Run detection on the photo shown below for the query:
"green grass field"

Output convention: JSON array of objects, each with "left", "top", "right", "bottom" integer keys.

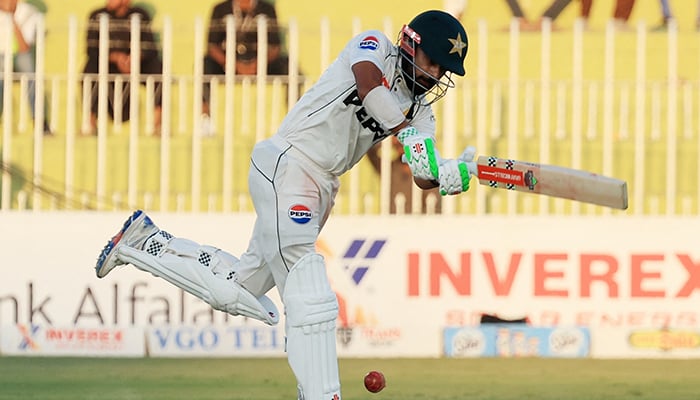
[{"left": 1, "top": 357, "right": 699, "bottom": 400}]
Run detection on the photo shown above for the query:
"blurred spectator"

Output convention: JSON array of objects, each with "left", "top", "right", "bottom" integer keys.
[
  {"left": 656, "top": 0, "right": 672, "bottom": 29},
  {"left": 205, "top": 0, "right": 286, "bottom": 77},
  {"left": 527, "top": 0, "right": 636, "bottom": 31},
  {"left": 82, "top": 0, "right": 163, "bottom": 135},
  {"left": 201, "top": 0, "right": 288, "bottom": 135},
  {"left": 652, "top": 0, "right": 700, "bottom": 31},
  {"left": 611, "top": 0, "right": 637, "bottom": 29},
  {"left": 0, "top": 0, "right": 51, "bottom": 135},
  {"left": 504, "top": 0, "right": 529, "bottom": 27},
  {"left": 366, "top": 136, "right": 442, "bottom": 215},
  {"left": 539, "top": 0, "right": 592, "bottom": 28}
]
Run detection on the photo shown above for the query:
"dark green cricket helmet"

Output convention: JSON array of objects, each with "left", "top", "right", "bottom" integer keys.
[
  {"left": 405, "top": 10, "right": 468, "bottom": 76},
  {"left": 397, "top": 10, "right": 468, "bottom": 104}
]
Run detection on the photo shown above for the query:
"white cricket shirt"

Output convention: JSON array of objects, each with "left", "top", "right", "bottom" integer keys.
[{"left": 275, "top": 29, "right": 436, "bottom": 177}]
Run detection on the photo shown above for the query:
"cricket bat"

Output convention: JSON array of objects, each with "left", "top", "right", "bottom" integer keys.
[{"left": 467, "top": 156, "right": 628, "bottom": 210}]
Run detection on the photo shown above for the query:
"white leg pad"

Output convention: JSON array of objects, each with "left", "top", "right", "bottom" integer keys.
[
  {"left": 283, "top": 253, "right": 341, "bottom": 400},
  {"left": 118, "top": 231, "right": 279, "bottom": 325}
]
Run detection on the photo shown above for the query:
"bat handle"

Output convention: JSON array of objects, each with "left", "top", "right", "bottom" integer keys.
[{"left": 466, "top": 161, "right": 478, "bottom": 177}]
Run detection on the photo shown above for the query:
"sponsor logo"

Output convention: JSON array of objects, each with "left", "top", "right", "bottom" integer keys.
[
  {"left": 478, "top": 167, "right": 524, "bottom": 185},
  {"left": 342, "top": 239, "right": 386, "bottom": 285},
  {"left": 342, "top": 89, "right": 391, "bottom": 142},
  {"left": 44, "top": 327, "right": 126, "bottom": 351},
  {"left": 334, "top": 238, "right": 399, "bottom": 348},
  {"left": 336, "top": 326, "right": 354, "bottom": 346},
  {"left": 151, "top": 326, "right": 282, "bottom": 351},
  {"left": 18, "top": 324, "right": 40, "bottom": 350},
  {"left": 288, "top": 204, "right": 312, "bottom": 224},
  {"left": 524, "top": 170, "right": 537, "bottom": 190},
  {"left": 336, "top": 325, "right": 402, "bottom": 348},
  {"left": 359, "top": 35, "right": 379, "bottom": 51},
  {"left": 412, "top": 143, "right": 424, "bottom": 154},
  {"left": 44, "top": 328, "right": 124, "bottom": 344},
  {"left": 629, "top": 329, "right": 700, "bottom": 351},
  {"left": 450, "top": 328, "right": 485, "bottom": 357},
  {"left": 548, "top": 328, "right": 587, "bottom": 356}
]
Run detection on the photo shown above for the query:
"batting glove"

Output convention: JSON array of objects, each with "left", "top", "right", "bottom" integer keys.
[
  {"left": 458, "top": 146, "right": 477, "bottom": 164},
  {"left": 438, "top": 146, "right": 476, "bottom": 196},
  {"left": 397, "top": 126, "right": 440, "bottom": 181},
  {"left": 438, "top": 158, "right": 471, "bottom": 195}
]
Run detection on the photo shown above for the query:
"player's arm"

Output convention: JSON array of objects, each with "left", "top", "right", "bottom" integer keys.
[
  {"left": 352, "top": 61, "right": 470, "bottom": 193},
  {"left": 208, "top": 43, "right": 226, "bottom": 67},
  {"left": 352, "top": 61, "right": 452, "bottom": 190},
  {"left": 352, "top": 61, "right": 409, "bottom": 133},
  {"left": 352, "top": 61, "right": 436, "bottom": 189}
]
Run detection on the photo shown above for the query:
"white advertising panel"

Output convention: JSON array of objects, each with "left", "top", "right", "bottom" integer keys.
[
  {"left": 146, "top": 324, "right": 285, "bottom": 357},
  {"left": 1, "top": 212, "right": 700, "bottom": 358},
  {"left": 443, "top": 325, "right": 590, "bottom": 358},
  {"left": 0, "top": 324, "right": 144, "bottom": 357},
  {"left": 591, "top": 327, "right": 700, "bottom": 358}
]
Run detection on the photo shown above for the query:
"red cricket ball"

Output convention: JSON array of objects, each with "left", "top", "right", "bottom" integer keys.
[{"left": 364, "top": 370, "right": 386, "bottom": 393}]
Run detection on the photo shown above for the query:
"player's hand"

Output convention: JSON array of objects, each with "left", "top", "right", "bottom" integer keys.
[
  {"left": 458, "top": 146, "right": 477, "bottom": 164},
  {"left": 458, "top": 145, "right": 479, "bottom": 177},
  {"left": 396, "top": 126, "right": 439, "bottom": 181},
  {"left": 438, "top": 158, "right": 471, "bottom": 195}
]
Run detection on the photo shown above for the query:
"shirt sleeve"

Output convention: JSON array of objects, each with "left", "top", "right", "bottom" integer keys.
[
  {"left": 347, "top": 30, "right": 393, "bottom": 73},
  {"left": 410, "top": 105, "right": 437, "bottom": 140}
]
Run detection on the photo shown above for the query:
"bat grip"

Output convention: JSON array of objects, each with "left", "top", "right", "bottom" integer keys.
[{"left": 466, "top": 161, "right": 478, "bottom": 177}]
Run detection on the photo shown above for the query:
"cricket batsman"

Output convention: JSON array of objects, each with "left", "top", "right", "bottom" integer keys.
[{"left": 95, "top": 9, "right": 472, "bottom": 399}]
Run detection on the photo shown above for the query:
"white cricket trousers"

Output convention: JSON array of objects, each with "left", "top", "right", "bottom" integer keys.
[{"left": 235, "top": 135, "right": 339, "bottom": 297}]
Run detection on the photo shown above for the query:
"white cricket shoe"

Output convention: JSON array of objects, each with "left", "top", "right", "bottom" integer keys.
[{"left": 95, "top": 210, "right": 159, "bottom": 278}]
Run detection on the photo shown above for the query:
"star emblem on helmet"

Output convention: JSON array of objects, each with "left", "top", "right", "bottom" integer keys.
[{"left": 448, "top": 33, "right": 466, "bottom": 57}]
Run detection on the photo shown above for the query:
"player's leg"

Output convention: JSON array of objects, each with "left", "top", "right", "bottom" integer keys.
[
  {"left": 245, "top": 138, "right": 342, "bottom": 399},
  {"left": 284, "top": 252, "right": 340, "bottom": 400},
  {"left": 94, "top": 210, "right": 279, "bottom": 325}
]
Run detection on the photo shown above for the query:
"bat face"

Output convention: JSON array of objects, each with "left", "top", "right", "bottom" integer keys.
[{"left": 471, "top": 156, "right": 628, "bottom": 210}]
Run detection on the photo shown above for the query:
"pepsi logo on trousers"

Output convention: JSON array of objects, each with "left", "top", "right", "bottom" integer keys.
[{"left": 288, "top": 204, "right": 312, "bottom": 224}]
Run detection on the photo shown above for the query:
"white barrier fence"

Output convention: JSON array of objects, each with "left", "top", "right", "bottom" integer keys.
[{"left": 1, "top": 15, "right": 699, "bottom": 215}]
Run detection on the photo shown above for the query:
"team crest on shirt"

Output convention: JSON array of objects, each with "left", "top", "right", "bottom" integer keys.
[
  {"left": 358, "top": 35, "right": 379, "bottom": 51},
  {"left": 288, "top": 204, "right": 312, "bottom": 224}
]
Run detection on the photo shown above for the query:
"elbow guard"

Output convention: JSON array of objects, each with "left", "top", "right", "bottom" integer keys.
[{"left": 362, "top": 85, "right": 406, "bottom": 130}]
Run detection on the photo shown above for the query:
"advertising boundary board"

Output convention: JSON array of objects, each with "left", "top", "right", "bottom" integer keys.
[
  {"left": 443, "top": 325, "right": 590, "bottom": 358},
  {"left": 1, "top": 212, "right": 699, "bottom": 358},
  {"left": 1, "top": 324, "right": 144, "bottom": 357}
]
